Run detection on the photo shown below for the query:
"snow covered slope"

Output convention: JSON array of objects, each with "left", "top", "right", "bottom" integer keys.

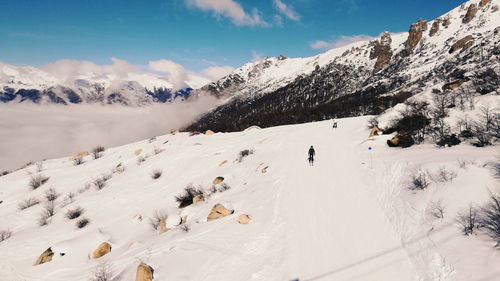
[
  {"left": 0, "top": 61, "right": 210, "bottom": 105},
  {"left": 189, "top": 0, "right": 500, "bottom": 132},
  {"left": 1, "top": 116, "right": 499, "bottom": 281}
]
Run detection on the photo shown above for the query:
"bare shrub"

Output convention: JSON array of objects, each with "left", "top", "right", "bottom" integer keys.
[
  {"left": 137, "top": 156, "right": 146, "bottom": 165},
  {"left": 175, "top": 185, "right": 204, "bottom": 208},
  {"left": 148, "top": 136, "right": 157, "bottom": 143},
  {"left": 66, "top": 207, "right": 84, "bottom": 220},
  {"left": 479, "top": 192, "right": 500, "bottom": 246},
  {"left": 0, "top": 230, "right": 12, "bottom": 242},
  {"left": 210, "top": 182, "right": 231, "bottom": 194},
  {"left": 38, "top": 202, "right": 55, "bottom": 226},
  {"left": 434, "top": 167, "right": 458, "bottom": 183},
  {"left": 411, "top": 171, "right": 429, "bottom": 190},
  {"left": 150, "top": 169, "right": 163, "bottom": 180},
  {"left": 79, "top": 183, "right": 91, "bottom": 194},
  {"left": 149, "top": 210, "right": 167, "bottom": 230},
  {"left": 73, "top": 157, "right": 85, "bottom": 166},
  {"left": 94, "top": 174, "right": 112, "bottom": 190},
  {"left": 456, "top": 204, "right": 480, "bottom": 235},
  {"left": 29, "top": 174, "right": 50, "bottom": 190},
  {"left": 19, "top": 197, "right": 40, "bottom": 210},
  {"left": 77, "top": 218, "right": 90, "bottom": 228},
  {"left": 237, "top": 149, "right": 254, "bottom": 162},
  {"left": 179, "top": 224, "right": 190, "bottom": 232},
  {"left": 428, "top": 200, "right": 446, "bottom": 219},
  {"left": 36, "top": 161, "right": 43, "bottom": 172},
  {"left": 367, "top": 117, "right": 379, "bottom": 129},
  {"left": 89, "top": 262, "right": 113, "bottom": 281},
  {"left": 45, "top": 188, "right": 59, "bottom": 202},
  {"left": 92, "top": 146, "right": 106, "bottom": 160}
]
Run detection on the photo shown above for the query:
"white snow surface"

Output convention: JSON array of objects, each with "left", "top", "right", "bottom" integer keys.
[{"left": 1, "top": 116, "right": 499, "bottom": 281}]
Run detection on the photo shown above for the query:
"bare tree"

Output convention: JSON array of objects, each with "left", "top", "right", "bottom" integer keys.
[
  {"left": 456, "top": 204, "right": 479, "bottom": 236},
  {"left": 429, "top": 200, "right": 446, "bottom": 219},
  {"left": 480, "top": 192, "right": 500, "bottom": 246}
]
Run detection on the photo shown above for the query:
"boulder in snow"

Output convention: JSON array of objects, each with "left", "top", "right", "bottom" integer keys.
[
  {"left": 238, "top": 214, "right": 251, "bottom": 224},
  {"left": 207, "top": 204, "right": 234, "bottom": 221},
  {"left": 212, "top": 176, "right": 224, "bottom": 185},
  {"left": 134, "top": 149, "right": 143, "bottom": 156},
  {"left": 205, "top": 130, "right": 215, "bottom": 135},
  {"left": 369, "top": 126, "right": 382, "bottom": 137},
  {"left": 92, "top": 242, "right": 112, "bottom": 259},
  {"left": 192, "top": 194, "right": 204, "bottom": 204},
  {"left": 135, "top": 263, "right": 154, "bottom": 281},
  {"left": 244, "top": 125, "right": 261, "bottom": 131},
  {"left": 34, "top": 247, "right": 54, "bottom": 265},
  {"left": 159, "top": 218, "right": 169, "bottom": 234},
  {"left": 449, "top": 35, "right": 474, "bottom": 53}
]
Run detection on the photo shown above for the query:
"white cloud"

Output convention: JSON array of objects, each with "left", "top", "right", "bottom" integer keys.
[
  {"left": 273, "top": 0, "right": 300, "bottom": 21},
  {"left": 185, "top": 0, "right": 268, "bottom": 26},
  {"left": 273, "top": 14, "right": 283, "bottom": 26},
  {"left": 310, "top": 34, "right": 375, "bottom": 50},
  {"left": 251, "top": 50, "right": 264, "bottom": 62},
  {"left": 148, "top": 59, "right": 189, "bottom": 89},
  {"left": 201, "top": 65, "right": 235, "bottom": 80}
]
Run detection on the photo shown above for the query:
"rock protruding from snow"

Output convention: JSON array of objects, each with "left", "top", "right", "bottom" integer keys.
[
  {"left": 405, "top": 19, "right": 427, "bottom": 53},
  {"left": 159, "top": 218, "right": 169, "bottom": 234},
  {"left": 429, "top": 19, "right": 441, "bottom": 36},
  {"left": 205, "top": 130, "right": 215, "bottom": 135},
  {"left": 212, "top": 176, "right": 225, "bottom": 185},
  {"left": 463, "top": 4, "right": 478, "bottom": 23},
  {"left": 238, "top": 214, "right": 251, "bottom": 224},
  {"left": 449, "top": 35, "right": 475, "bottom": 53},
  {"left": 369, "top": 32, "right": 393, "bottom": 73},
  {"left": 135, "top": 263, "right": 154, "bottom": 281},
  {"left": 480, "top": 0, "right": 491, "bottom": 7},
  {"left": 34, "top": 248, "right": 54, "bottom": 265},
  {"left": 192, "top": 194, "right": 204, "bottom": 204},
  {"left": 207, "top": 204, "right": 234, "bottom": 221},
  {"left": 91, "top": 242, "right": 112, "bottom": 259}
]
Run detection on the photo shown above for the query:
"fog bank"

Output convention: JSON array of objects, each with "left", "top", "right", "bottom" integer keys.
[{"left": 0, "top": 97, "right": 217, "bottom": 171}]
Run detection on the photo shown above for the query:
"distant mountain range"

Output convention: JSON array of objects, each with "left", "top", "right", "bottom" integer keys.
[{"left": 0, "top": 62, "right": 209, "bottom": 105}]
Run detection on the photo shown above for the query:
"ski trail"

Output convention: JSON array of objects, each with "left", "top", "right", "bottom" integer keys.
[{"left": 281, "top": 120, "right": 418, "bottom": 281}]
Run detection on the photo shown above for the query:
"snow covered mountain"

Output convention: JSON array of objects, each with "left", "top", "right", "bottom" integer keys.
[
  {"left": 0, "top": 115, "right": 499, "bottom": 281},
  {"left": 0, "top": 61, "right": 210, "bottom": 105},
  {"left": 189, "top": 0, "right": 500, "bottom": 132}
]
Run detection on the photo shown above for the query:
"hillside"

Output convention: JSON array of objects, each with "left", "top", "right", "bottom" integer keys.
[
  {"left": 0, "top": 116, "right": 499, "bottom": 281},
  {"left": 188, "top": 0, "right": 499, "bottom": 132}
]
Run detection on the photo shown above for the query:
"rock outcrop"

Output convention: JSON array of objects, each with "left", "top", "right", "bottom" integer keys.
[
  {"left": 92, "top": 242, "right": 112, "bottom": 259},
  {"left": 479, "top": 0, "right": 490, "bottom": 8},
  {"left": 449, "top": 35, "right": 474, "bottom": 53},
  {"left": 135, "top": 263, "right": 154, "bottom": 281},
  {"left": 369, "top": 32, "right": 393, "bottom": 73},
  {"left": 429, "top": 19, "right": 441, "bottom": 36},
  {"left": 442, "top": 18, "right": 451, "bottom": 28},
  {"left": 207, "top": 204, "right": 234, "bottom": 221},
  {"left": 463, "top": 4, "right": 478, "bottom": 24},
  {"left": 34, "top": 247, "right": 54, "bottom": 265},
  {"left": 405, "top": 19, "right": 427, "bottom": 54}
]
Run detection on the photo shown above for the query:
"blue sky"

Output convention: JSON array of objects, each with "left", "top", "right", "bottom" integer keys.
[{"left": 0, "top": 0, "right": 466, "bottom": 72}]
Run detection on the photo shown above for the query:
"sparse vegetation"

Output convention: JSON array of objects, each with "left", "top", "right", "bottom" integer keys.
[
  {"left": 66, "top": 207, "right": 84, "bottom": 220},
  {"left": 151, "top": 169, "right": 163, "bottom": 179},
  {"left": 456, "top": 204, "right": 480, "bottom": 236},
  {"left": 73, "top": 157, "right": 85, "bottom": 166},
  {"left": 149, "top": 210, "right": 167, "bottom": 230},
  {"left": 411, "top": 171, "right": 429, "bottom": 190},
  {"left": 77, "top": 218, "right": 90, "bottom": 228},
  {"left": 175, "top": 185, "right": 204, "bottom": 208},
  {"left": 210, "top": 182, "right": 231, "bottom": 193},
  {"left": 93, "top": 174, "right": 112, "bottom": 190},
  {"left": 45, "top": 188, "right": 59, "bottom": 202},
  {"left": 137, "top": 156, "right": 146, "bottom": 165},
  {"left": 433, "top": 166, "right": 457, "bottom": 184},
  {"left": 237, "top": 149, "right": 254, "bottom": 162},
  {"left": 179, "top": 224, "right": 190, "bottom": 232},
  {"left": 19, "top": 197, "right": 41, "bottom": 210},
  {"left": 89, "top": 262, "right": 113, "bottom": 281},
  {"left": 92, "top": 146, "right": 106, "bottom": 159},
  {"left": 38, "top": 202, "right": 56, "bottom": 226},
  {"left": 428, "top": 200, "right": 446, "bottom": 219},
  {"left": 0, "top": 229, "right": 12, "bottom": 242},
  {"left": 479, "top": 193, "right": 500, "bottom": 246},
  {"left": 29, "top": 174, "right": 50, "bottom": 190}
]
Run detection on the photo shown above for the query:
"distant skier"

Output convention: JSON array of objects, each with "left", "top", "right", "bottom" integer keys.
[
  {"left": 332, "top": 119, "right": 338, "bottom": 129},
  {"left": 308, "top": 145, "right": 315, "bottom": 166}
]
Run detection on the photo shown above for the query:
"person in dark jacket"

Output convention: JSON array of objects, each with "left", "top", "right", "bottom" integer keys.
[{"left": 308, "top": 145, "right": 315, "bottom": 166}]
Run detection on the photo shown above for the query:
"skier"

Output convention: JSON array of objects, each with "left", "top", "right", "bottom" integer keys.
[
  {"left": 332, "top": 119, "right": 338, "bottom": 129},
  {"left": 308, "top": 145, "right": 315, "bottom": 166}
]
